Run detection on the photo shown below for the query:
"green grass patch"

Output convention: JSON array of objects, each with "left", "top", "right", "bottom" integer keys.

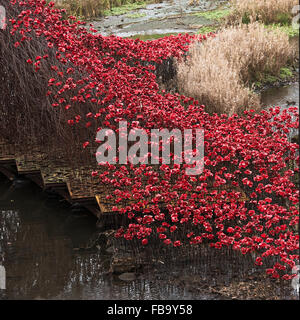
[
  {"left": 265, "top": 23, "right": 299, "bottom": 37},
  {"left": 254, "top": 81, "right": 262, "bottom": 88},
  {"left": 265, "top": 74, "right": 278, "bottom": 83},
  {"left": 275, "top": 12, "right": 291, "bottom": 25},
  {"left": 279, "top": 67, "right": 293, "bottom": 79},
  {"left": 104, "top": 1, "right": 147, "bottom": 16},
  {"left": 128, "top": 33, "right": 180, "bottom": 41},
  {"left": 254, "top": 66, "right": 294, "bottom": 87},
  {"left": 194, "top": 8, "right": 231, "bottom": 21},
  {"left": 197, "top": 25, "right": 218, "bottom": 34},
  {"left": 126, "top": 12, "right": 146, "bottom": 18}
]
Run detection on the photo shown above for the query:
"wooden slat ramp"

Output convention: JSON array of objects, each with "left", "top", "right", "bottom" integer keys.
[
  {"left": 0, "top": 136, "right": 107, "bottom": 219},
  {"left": 0, "top": 136, "right": 249, "bottom": 225}
]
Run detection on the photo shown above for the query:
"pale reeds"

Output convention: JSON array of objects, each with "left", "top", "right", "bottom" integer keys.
[
  {"left": 177, "top": 23, "right": 295, "bottom": 115},
  {"left": 227, "top": 0, "right": 299, "bottom": 25},
  {"left": 53, "top": 0, "right": 107, "bottom": 18},
  {"left": 53, "top": 0, "right": 130, "bottom": 19}
]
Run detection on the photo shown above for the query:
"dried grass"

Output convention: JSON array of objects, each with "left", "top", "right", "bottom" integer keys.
[
  {"left": 53, "top": 0, "right": 111, "bottom": 18},
  {"left": 227, "top": 0, "right": 299, "bottom": 25},
  {"left": 53, "top": 0, "right": 148, "bottom": 19},
  {"left": 177, "top": 23, "right": 296, "bottom": 115}
]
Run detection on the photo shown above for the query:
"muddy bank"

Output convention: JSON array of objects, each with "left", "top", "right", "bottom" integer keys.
[{"left": 92, "top": 0, "right": 228, "bottom": 38}]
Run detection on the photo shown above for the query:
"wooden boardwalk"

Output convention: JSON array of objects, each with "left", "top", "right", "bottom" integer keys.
[
  {"left": 0, "top": 136, "right": 118, "bottom": 220},
  {"left": 0, "top": 136, "right": 249, "bottom": 223}
]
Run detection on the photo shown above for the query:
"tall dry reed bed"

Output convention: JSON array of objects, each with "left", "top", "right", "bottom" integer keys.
[
  {"left": 53, "top": 0, "right": 151, "bottom": 19},
  {"left": 227, "top": 0, "right": 299, "bottom": 25},
  {"left": 177, "top": 23, "right": 296, "bottom": 115}
]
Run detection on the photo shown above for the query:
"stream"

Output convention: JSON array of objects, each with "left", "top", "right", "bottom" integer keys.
[
  {"left": 261, "top": 82, "right": 299, "bottom": 109},
  {"left": 0, "top": 175, "right": 298, "bottom": 300},
  {"left": 0, "top": 177, "right": 226, "bottom": 300}
]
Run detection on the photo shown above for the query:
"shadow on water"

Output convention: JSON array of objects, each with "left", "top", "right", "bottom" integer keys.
[{"left": 0, "top": 173, "right": 298, "bottom": 300}]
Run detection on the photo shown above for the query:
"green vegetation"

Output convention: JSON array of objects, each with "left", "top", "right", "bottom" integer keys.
[
  {"left": 255, "top": 66, "right": 294, "bottom": 87},
  {"left": 194, "top": 8, "right": 231, "bottom": 21},
  {"left": 264, "top": 74, "right": 278, "bottom": 83},
  {"left": 238, "top": 9, "right": 299, "bottom": 37},
  {"left": 279, "top": 66, "right": 293, "bottom": 78},
  {"left": 240, "top": 11, "right": 292, "bottom": 25},
  {"left": 103, "top": 1, "right": 147, "bottom": 16},
  {"left": 241, "top": 12, "right": 250, "bottom": 24},
  {"left": 227, "top": 0, "right": 298, "bottom": 25},
  {"left": 126, "top": 12, "right": 146, "bottom": 19},
  {"left": 275, "top": 12, "right": 291, "bottom": 25},
  {"left": 197, "top": 25, "right": 218, "bottom": 35},
  {"left": 265, "top": 24, "right": 299, "bottom": 37},
  {"left": 254, "top": 81, "right": 262, "bottom": 88},
  {"left": 129, "top": 33, "right": 180, "bottom": 41}
]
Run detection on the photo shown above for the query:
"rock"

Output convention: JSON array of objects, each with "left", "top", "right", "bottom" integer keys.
[
  {"left": 286, "top": 100, "right": 296, "bottom": 105},
  {"left": 118, "top": 272, "right": 136, "bottom": 281},
  {"left": 291, "top": 135, "right": 299, "bottom": 143}
]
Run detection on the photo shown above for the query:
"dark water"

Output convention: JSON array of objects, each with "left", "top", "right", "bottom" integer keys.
[
  {"left": 0, "top": 175, "right": 215, "bottom": 300},
  {"left": 0, "top": 173, "right": 298, "bottom": 300},
  {"left": 261, "top": 82, "right": 299, "bottom": 109}
]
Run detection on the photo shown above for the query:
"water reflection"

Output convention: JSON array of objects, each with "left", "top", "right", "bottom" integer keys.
[
  {"left": 261, "top": 82, "right": 299, "bottom": 109},
  {"left": 0, "top": 174, "right": 298, "bottom": 300},
  {"left": 0, "top": 176, "right": 203, "bottom": 300}
]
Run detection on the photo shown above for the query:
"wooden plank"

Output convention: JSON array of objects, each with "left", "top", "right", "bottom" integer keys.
[
  {"left": 0, "top": 158, "right": 16, "bottom": 165},
  {"left": 95, "top": 194, "right": 110, "bottom": 214},
  {"left": 15, "top": 158, "right": 40, "bottom": 175},
  {"left": 40, "top": 166, "right": 70, "bottom": 188}
]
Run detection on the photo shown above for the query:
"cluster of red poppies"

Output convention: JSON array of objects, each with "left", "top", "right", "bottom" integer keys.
[{"left": 8, "top": 0, "right": 299, "bottom": 280}]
